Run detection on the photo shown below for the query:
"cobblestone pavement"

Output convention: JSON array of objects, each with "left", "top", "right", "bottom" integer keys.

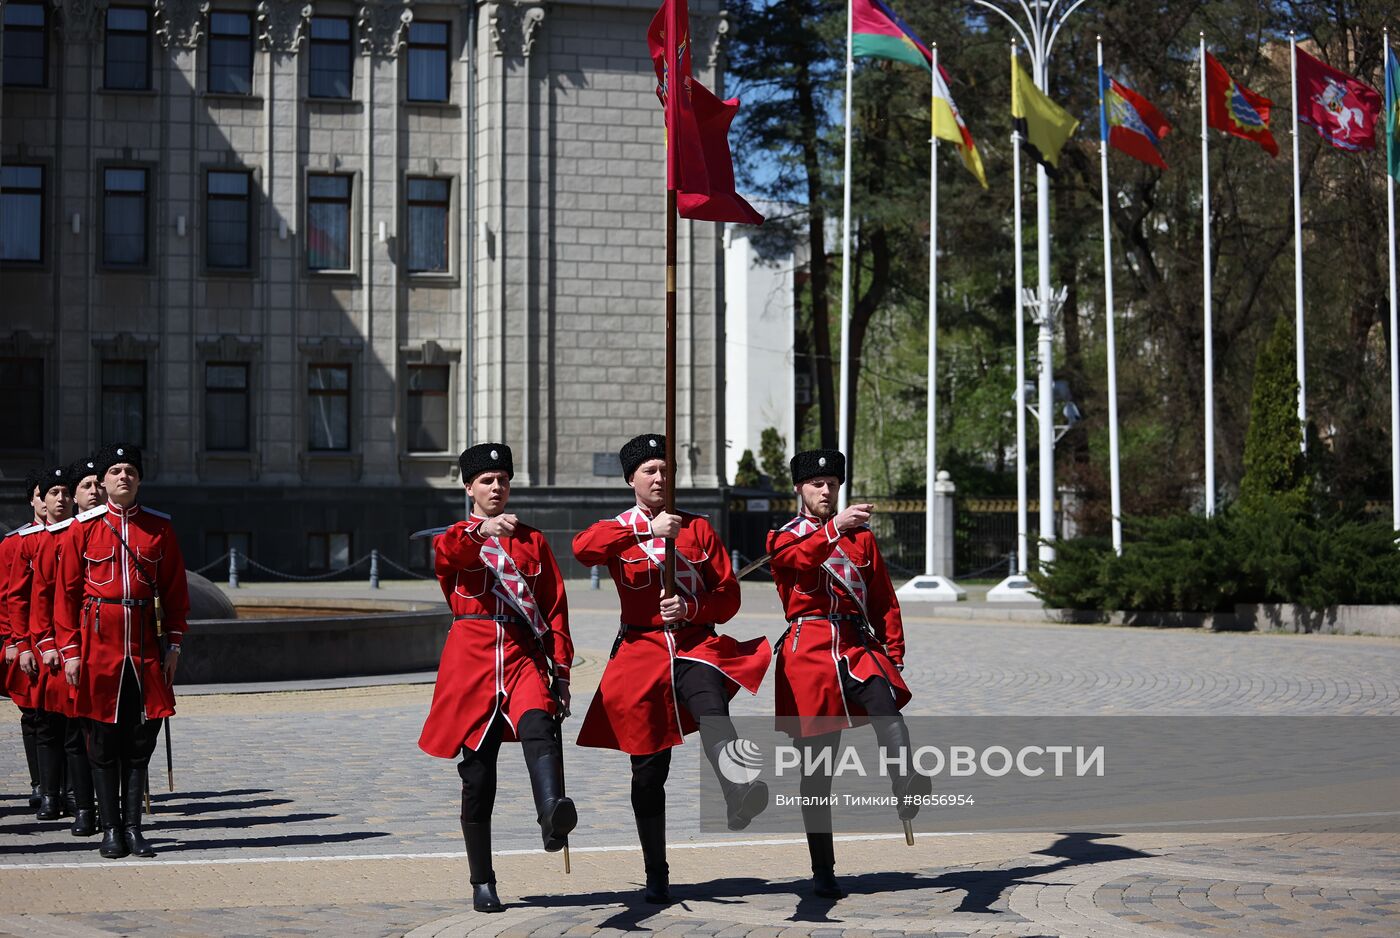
[{"left": 2, "top": 582, "right": 1398, "bottom": 936}]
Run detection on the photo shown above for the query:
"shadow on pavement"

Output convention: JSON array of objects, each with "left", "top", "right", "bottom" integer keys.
[
  {"left": 151, "top": 830, "right": 393, "bottom": 852},
  {"left": 515, "top": 833, "right": 1156, "bottom": 926}
]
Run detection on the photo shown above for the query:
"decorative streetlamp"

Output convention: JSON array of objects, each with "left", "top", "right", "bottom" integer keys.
[{"left": 973, "top": 0, "right": 1089, "bottom": 601}]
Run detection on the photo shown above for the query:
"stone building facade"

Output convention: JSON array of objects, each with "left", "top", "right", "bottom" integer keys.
[{"left": 0, "top": 0, "right": 732, "bottom": 575}]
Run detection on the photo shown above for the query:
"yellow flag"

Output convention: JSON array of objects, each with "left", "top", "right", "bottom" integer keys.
[
  {"left": 933, "top": 66, "right": 989, "bottom": 189},
  {"left": 1011, "top": 54, "right": 1079, "bottom": 173}
]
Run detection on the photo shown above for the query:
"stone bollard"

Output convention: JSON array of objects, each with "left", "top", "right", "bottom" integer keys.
[
  {"left": 228, "top": 547, "right": 240, "bottom": 589},
  {"left": 931, "top": 471, "right": 957, "bottom": 579},
  {"left": 370, "top": 550, "right": 380, "bottom": 589},
  {"left": 591, "top": 565, "right": 601, "bottom": 590}
]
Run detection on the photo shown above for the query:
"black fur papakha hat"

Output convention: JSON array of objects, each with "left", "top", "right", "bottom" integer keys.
[
  {"left": 458, "top": 443, "right": 514, "bottom": 484},
  {"left": 620, "top": 433, "right": 666, "bottom": 482},
  {"left": 790, "top": 449, "right": 846, "bottom": 486}
]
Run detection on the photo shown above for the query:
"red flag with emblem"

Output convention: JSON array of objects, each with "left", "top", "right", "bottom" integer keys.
[
  {"left": 1295, "top": 47, "right": 1383, "bottom": 152},
  {"left": 647, "top": 0, "right": 763, "bottom": 225},
  {"left": 1204, "top": 53, "right": 1279, "bottom": 157}
]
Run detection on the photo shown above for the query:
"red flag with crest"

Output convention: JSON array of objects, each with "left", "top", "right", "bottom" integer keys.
[
  {"left": 647, "top": 0, "right": 763, "bottom": 225},
  {"left": 1204, "top": 53, "right": 1278, "bottom": 157},
  {"left": 1295, "top": 47, "right": 1383, "bottom": 152}
]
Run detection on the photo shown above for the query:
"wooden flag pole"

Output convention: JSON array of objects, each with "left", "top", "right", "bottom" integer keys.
[{"left": 664, "top": 187, "right": 678, "bottom": 597}]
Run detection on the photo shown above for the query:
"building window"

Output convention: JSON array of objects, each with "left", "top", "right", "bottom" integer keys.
[
  {"left": 406, "top": 21, "right": 449, "bottom": 102},
  {"left": 405, "top": 364, "right": 449, "bottom": 452},
  {"left": 308, "top": 364, "right": 350, "bottom": 451},
  {"left": 308, "top": 16, "right": 352, "bottom": 99},
  {"left": 307, "top": 532, "right": 351, "bottom": 571},
  {"left": 208, "top": 12, "right": 253, "bottom": 95},
  {"left": 206, "top": 170, "right": 253, "bottom": 270},
  {"left": 205, "top": 362, "right": 250, "bottom": 451},
  {"left": 104, "top": 7, "right": 151, "bottom": 91},
  {"left": 306, "top": 174, "right": 352, "bottom": 271},
  {"left": 0, "top": 358, "right": 43, "bottom": 450},
  {"left": 2, "top": 3, "right": 47, "bottom": 88},
  {"left": 406, "top": 177, "right": 450, "bottom": 273},
  {"left": 100, "top": 359, "right": 147, "bottom": 447},
  {"left": 1, "top": 165, "right": 44, "bottom": 263},
  {"left": 102, "top": 167, "right": 149, "bottom": 267},
  {"left": 204, "top": 531, "right": 250, "bottom": 572}
]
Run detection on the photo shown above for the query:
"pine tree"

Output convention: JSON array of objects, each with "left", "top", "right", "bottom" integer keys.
[
  {"left": 734, "top": 449, "right": 762, "bottom": 488},
  {"left": 759, "top": 427, "right": 791, "bottom": 490},
  {"left": 1239, "top": 314, "right": 1309, "bottom": 514}
]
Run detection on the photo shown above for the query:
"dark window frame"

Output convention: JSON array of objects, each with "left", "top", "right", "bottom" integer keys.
[
  {"left": 0, "top": 357, "right": 44, "bottom": 452},
  {"left": 1, "top": 163, "right": 46, "bottom": 265},
  {"left": 404, "top": 176, "right": 451, "bottom": 274},
  {"left": 100, "top": 165, "right": 151, "bottom": 269},
  {"left": 307, "top": 16, "right": 353, "bottom": 99},
  {"left": 404, "top": 363, "right": 451, "bottom": 453},
  {"left": 307, "top": 363, "right": 352, "bottom": 452},
  {"left": 207, "top": 10, "right": 254, "bottom": 95},
  {"left": 99, "top": 358, "right": 148, "bottom": 448},
  {"left": 405, "top": 20, "right": 450, "bottom": 103},
  {"left": 306, "top": 531, "right": 353, "bottom": 571},
  {"left": 3, "top": 2, "right": 49, "bottom": 89},
  {"left": 305, "top": 172, "right": 354, "bottom": 272},
  {"left": 204, "top": 168, "right": 255, "bottom": 272},
  {"left": 104, "top": 6, "right": 152, "bottom": 91},
  {"left": 204, "top": 360, "right": 252, "bottom": 452}
]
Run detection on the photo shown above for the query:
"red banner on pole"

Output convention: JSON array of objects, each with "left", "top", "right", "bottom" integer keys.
[{"left": 1296, "top": 47, "right": 1383, "bottom": 152}]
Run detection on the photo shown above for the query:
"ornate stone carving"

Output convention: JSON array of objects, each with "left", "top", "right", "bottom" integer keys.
[
  {"left": 356, "top": 0, "right": 412, "bottom": 58},
  {"left": 257, "top": 0, "right": 312, "bottom": 53},
  {"left": 298, "top": 336, "right": 364, "bottom": 363},
  {"left": 400, "top": 339, "right": 459, "bottom": 366},
  {"left": 487, "top": 2, "right": 505, "bottom": 57},
  {"left": 698, "top": 11, "right": 730, "bottom": 71},
  {"left": 520, "top": 5, "right": 544, "bottom": 58},
  {"left": 196, "top": 335, "right": 261, "bottom": 361},
  {"left": 92, "top": 332, "right": 160, "bottom": 359},
  {"left": 0, "top": 331, "right": 53, "bottom": 359},
  {"left": 56, "top": 0, "right": 110, "bottom": 43},
  {"left": 154, "top": 0, "right": 209, "bottom": 50}
]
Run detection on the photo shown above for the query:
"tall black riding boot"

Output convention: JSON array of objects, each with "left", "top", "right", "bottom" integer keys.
[
  {"left": 706, "top": 739, "right": 768, "bottom": 831},
  {"left": 806, "top": 833, "right": 846, "bottom": 899},
  {"left": 68, "top": 750, "right": 97, "bottom": 837},
  {"left": 461, "top": 816, "right": 503, "bottom": 912},
  {"left": 21, "top": 709, "right": 41, "bottom": 808},
  {"left": 872, "top": 717, "right": 931, "bottom": 820},
  {"left": 121, "top": 765, "right": 156, "bottom": 857},
  {"left": 35, "top": 737, "right": 65, "bottom": 821},
  {"left": 523, "top": 745, "right": 576, "bottom": 852},
  {"left": 90, "top": 763, "right": 128, "bottom": 859},
  {"left": 635, "top": 811, "right": 671, "bottom": 903}
]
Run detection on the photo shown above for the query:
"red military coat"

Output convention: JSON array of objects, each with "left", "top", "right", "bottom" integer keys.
[
  {"left": 54, "top": 503, "right": 190, "bottom": 724},
  {"left": 767, "top": 514, "right": 912, "bottom": 738},
  {"left": 3, "top": 522, "right": 43, "bottom": 709},
  {"left": 418, "top": 514, "right": 574, "bottom": 758},
  {"left": 573, "top": 505, "right": 771, "bottom": 755},
  {"left": 10, "top": 521, "right": 76, "bottom": 714}
]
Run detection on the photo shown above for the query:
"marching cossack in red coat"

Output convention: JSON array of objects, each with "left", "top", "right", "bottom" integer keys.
[
  {"left": 10, "top": 521, "right": 79, "bottom": 715},
  {"left": 53, "top": 502, "right": 190, "bottom": 724},
  {"left": 3, "top": 523, "right": 42, "bottom": 710},
  {"left": 767, "top": 513, "right": 912, "bottom": 739},
  {"left": 573, "top": 504, "right": 771, "bottom": 755},
  {"left": 418, "top": 513, "right": 574, "bottom": 758}
]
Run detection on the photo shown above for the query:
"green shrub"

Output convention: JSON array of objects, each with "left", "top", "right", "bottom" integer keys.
[{"left": 1030, "top": 501, "right": 1400, "bottom": 613}]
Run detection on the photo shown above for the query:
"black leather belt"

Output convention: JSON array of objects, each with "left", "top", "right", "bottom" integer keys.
[
  {"left": 624, "top": 622, "right": 711, "bottom": 633},
  {"left": 91, "top": 598, "right": 151, "bottom": 607},
  {"left": 454, "top": 613, "right": 523, "bottom": 624},
  {"left": 785, "top": 613, "right": 862, "bottom": 625}
]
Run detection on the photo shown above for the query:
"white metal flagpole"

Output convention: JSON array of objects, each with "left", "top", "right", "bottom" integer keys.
[
  {"left": 926, "top": 45, "right": 940, "bottom": 576},
  {"left": 837, "top": 0, "right": 855, "bottom": 509},
  {"left": 1200, "top": 33, "right": 1216, "bottom": 516},
  {"left": 1388, "top": 28, "right": 1399, "bottom": 531},
  {"left": 1012, "top": 40, "right": 1029, "bottom": 576},
  {"left": 1097, "top": 38, "right": 1123, "bottom": 555},
  {"left": 1290, "top": 30, "right": 1307, "bottom": 451}
]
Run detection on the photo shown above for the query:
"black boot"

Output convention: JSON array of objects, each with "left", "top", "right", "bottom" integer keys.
[
  {"left": 461, "top": 819, "right": 503, "bottom": 912},
  {"left": 22, "top": 710, "right": 41, "bottom": 808},
  {"left": 806, "top": 833, "right": 846, "bottom": 899},
  {"left": 873, "top": 717, "right": 931, "bottom": 820},
  {"left": 523, "top": 745, "right": 576, "bottom": 852},
  {"left": 68, "top": 751, "right": 97, "bottom": 837},
  {"left": 35, "top": 739, "right": 65, "bottom": 821},
  {"left": 90, "top": 764, "right": 128, "bottom": 859},
  {"left": 635, "top": 811, "right": 671, "bottom": 903},
  {"left": 121, "top": 766, "right": 156, "bottom": 858},
  {"left": 707, "top": 740, "right": 768, "bottom": 831}
]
